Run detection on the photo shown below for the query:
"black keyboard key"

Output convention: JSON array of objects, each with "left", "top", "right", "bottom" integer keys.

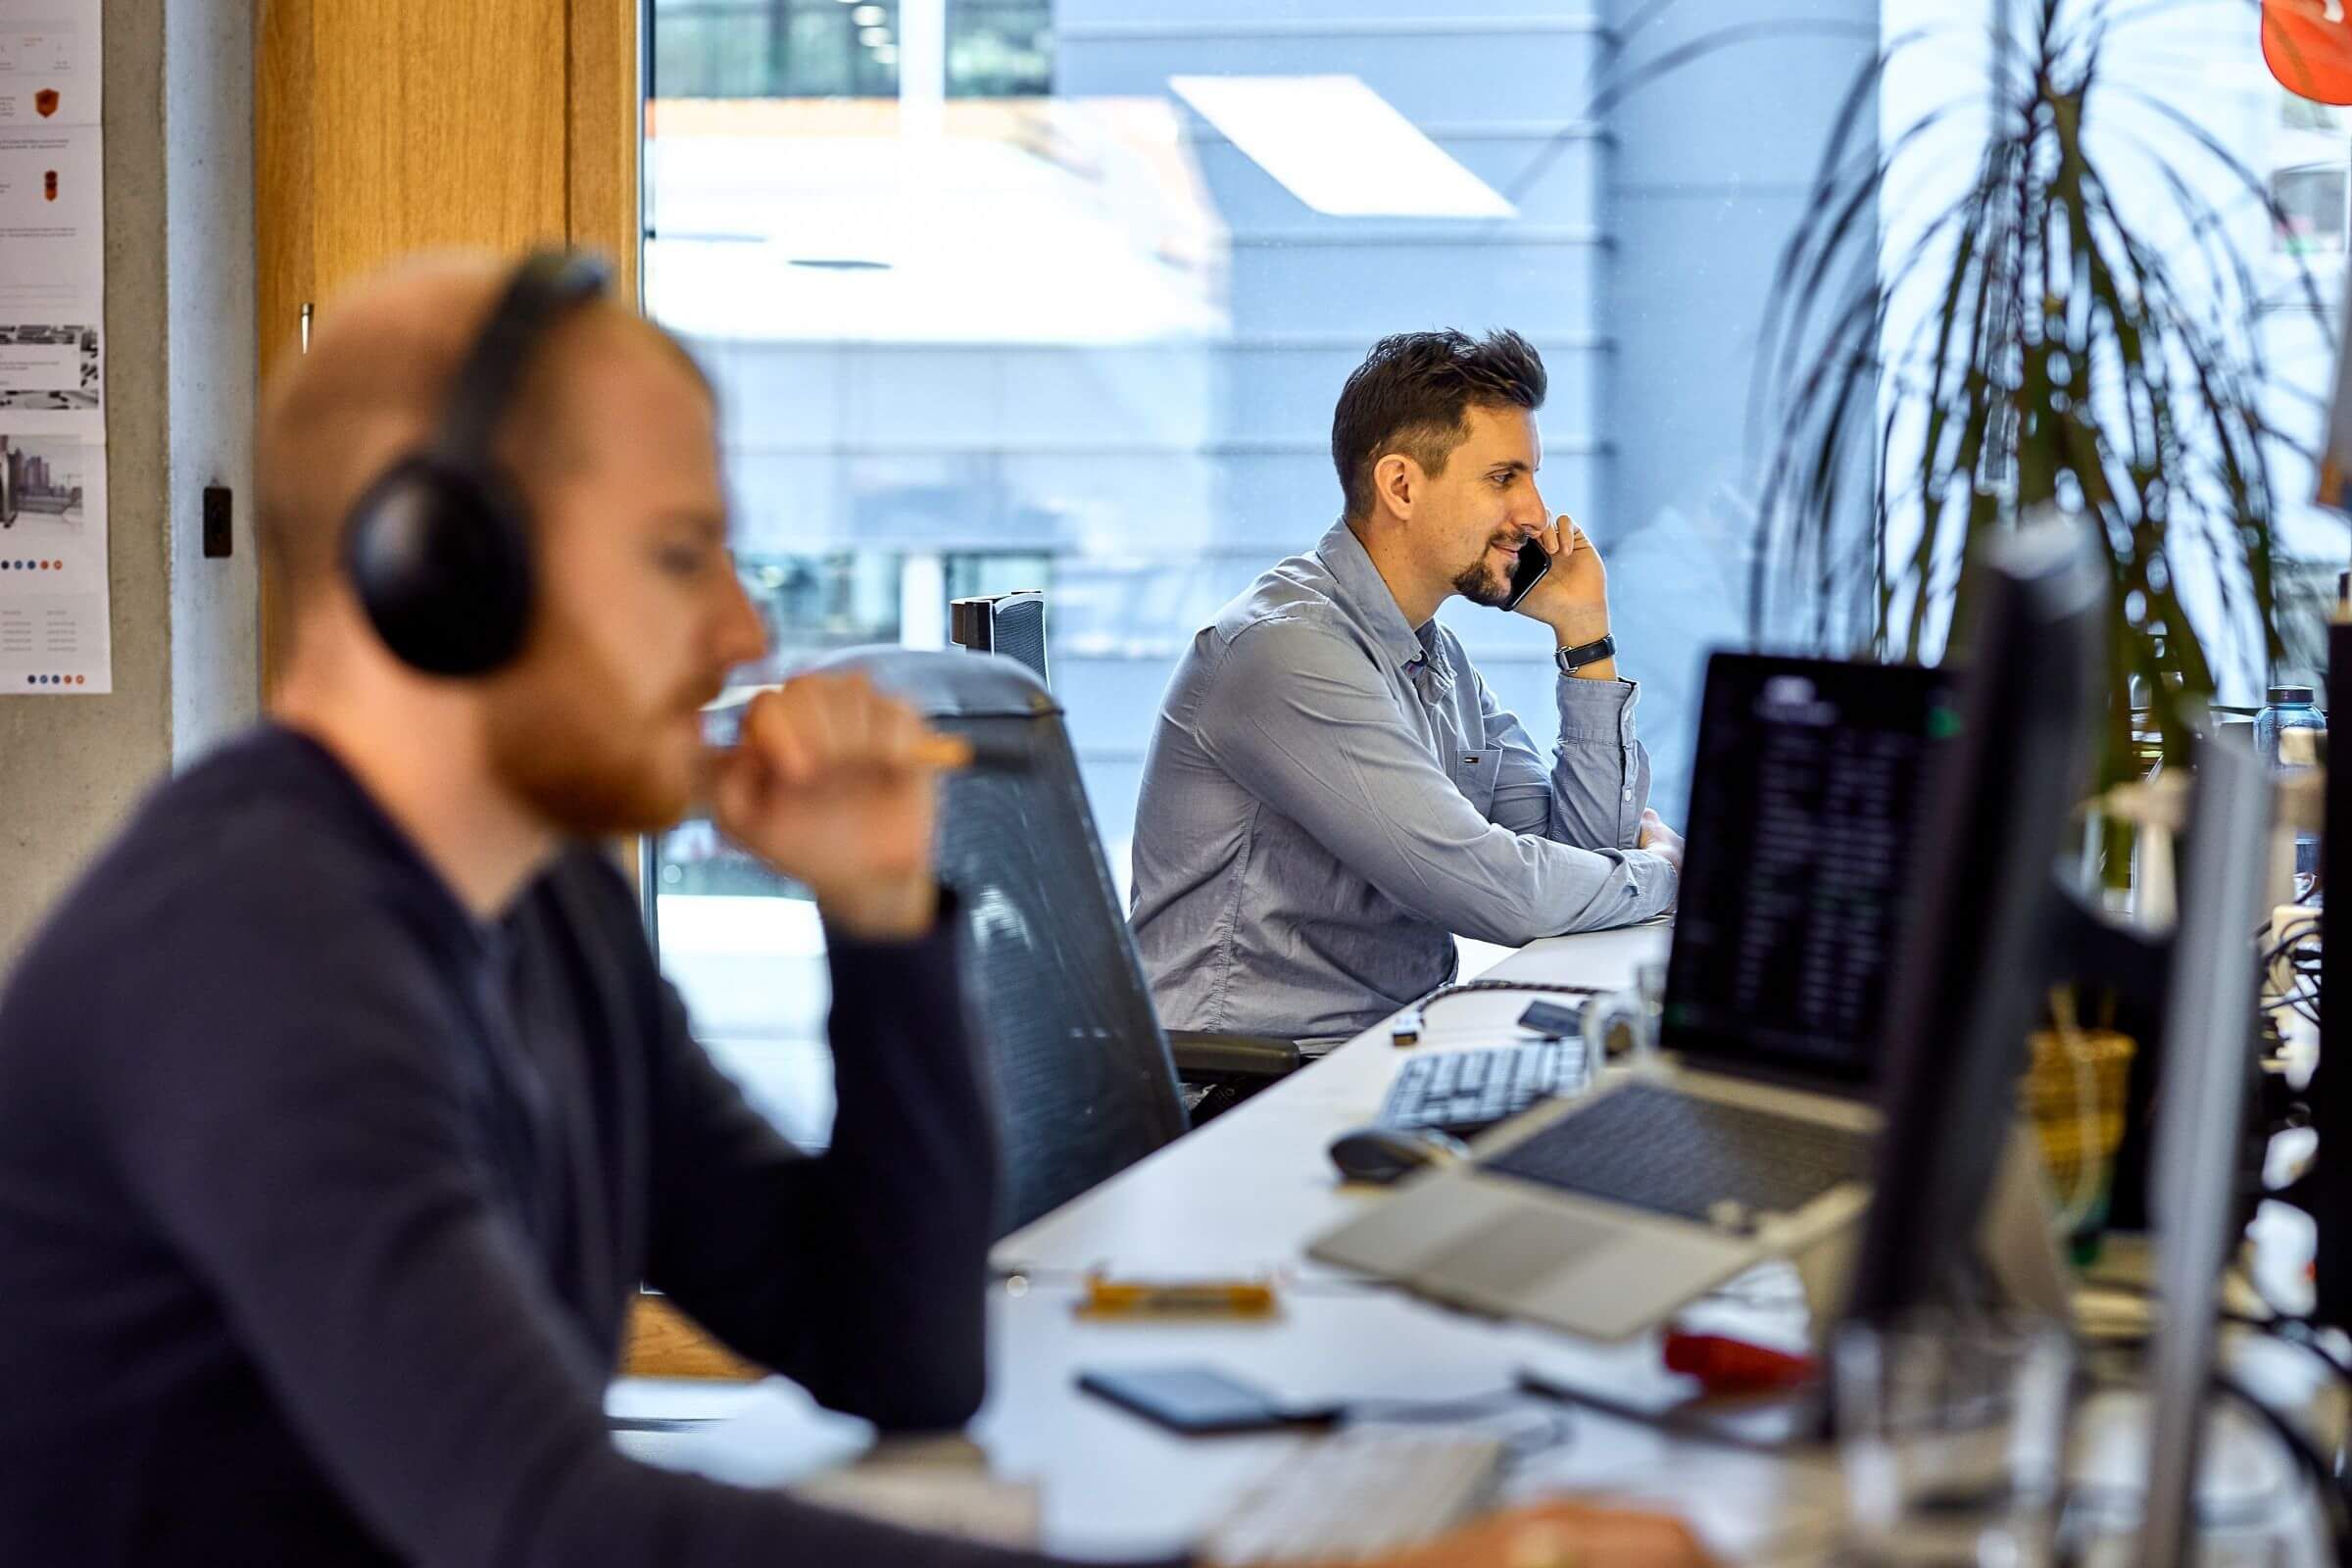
[
  {"left": 1378, "top": 1042, "right": 1584, "bottom": 1137},
  {"left": 1480, "top": 1081, "right": 1870, "bottom": 1225}
]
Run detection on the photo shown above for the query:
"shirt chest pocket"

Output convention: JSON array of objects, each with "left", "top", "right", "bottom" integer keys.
[{"left": 1446, "top": 746, "right": 1503, "bottom": 820}]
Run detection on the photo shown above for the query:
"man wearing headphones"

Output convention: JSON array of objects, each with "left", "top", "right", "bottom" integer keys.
[{"left": 0, "top": 256, "right": 1707, "bottom": 1568}]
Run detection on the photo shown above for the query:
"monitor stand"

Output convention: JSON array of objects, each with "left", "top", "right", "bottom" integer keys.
[
  {"left": 1518, "top": 1118, "right": 2073, "bottom": 1453},
  {"left": 1785, "top": 1116, "right": 2074, "bottom": 1353}
]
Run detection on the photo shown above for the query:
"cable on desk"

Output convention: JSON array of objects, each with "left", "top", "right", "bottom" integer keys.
[
  {"left": 2081, "top": 1329, "right": 2352, "bottom": 1564},
  {"left": 1392, "top": 979, "right": 1606, "bottom": 1047},
  {"left": 2259, "top": 915, "right": 2324, "bottom": 1028},
  {"left": 2211, "top": 1369, "right": 2352, "bottom": 1567}
]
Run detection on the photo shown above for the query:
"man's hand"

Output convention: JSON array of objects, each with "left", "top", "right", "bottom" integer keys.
[
  {"left": 707, "top": 673, "right": 966, "bottom": 940},
  {"left": 1512, "top": 511, "right": 1615, "bottom": 675},
  {"left": 1637, "top": 808, "right": 1684, "bottom": 874},
  {"left": 1346, "top": 1500, "right": 1716, "bottom": 1568}
]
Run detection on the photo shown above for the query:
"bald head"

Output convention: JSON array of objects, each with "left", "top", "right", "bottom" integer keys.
[{"left": 256, "top": 254, "right": 711, "bottom": 613}]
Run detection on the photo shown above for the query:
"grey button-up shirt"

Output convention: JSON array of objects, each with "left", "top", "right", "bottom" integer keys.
[{"left": 1129, "top": 519, "right": 1680, "bottom": 1039}]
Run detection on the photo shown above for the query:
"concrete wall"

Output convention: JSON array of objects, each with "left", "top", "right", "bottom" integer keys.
[{"left": 0, "top": 0, "right": 257, "bottom": 963}]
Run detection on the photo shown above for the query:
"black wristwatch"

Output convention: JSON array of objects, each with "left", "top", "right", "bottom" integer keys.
[{"left": 1554, "top": 633, "right": 1616, "bottom": 675}]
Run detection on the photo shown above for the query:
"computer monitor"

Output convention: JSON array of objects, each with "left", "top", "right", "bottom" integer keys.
[
  {"left": 1661, "top": 654, "right": 1961, "bottom": 1090},
  {"left": 1841, "top": 515, "right": 2106, "bottom": 1322},
  {"left": 2314, "top": 619, "right": 2352, "bottom": 1329},
  {"left": 2136, "top": 732, "right": 2275, "bottom": 1568}
]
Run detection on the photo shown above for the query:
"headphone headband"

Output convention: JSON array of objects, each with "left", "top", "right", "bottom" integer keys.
[{"left": 432, "top": 251, "right": 613, "bottom": 465}]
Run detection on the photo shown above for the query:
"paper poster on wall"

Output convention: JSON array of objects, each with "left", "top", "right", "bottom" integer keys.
[
  {"left": 0, "top": 430, "right": 107, "bottom": 691},
  {"left": 0, "top": 126, "right": 100, "bottom": 361},
  {"left": 0, "top": 319, "right": 97, "bottom": 416},
  {"left": 0, "top": 0, "right": 99, "bottom": 693},
  {"left": 0, "top": 4, "right": 99, "bottom": 129}
]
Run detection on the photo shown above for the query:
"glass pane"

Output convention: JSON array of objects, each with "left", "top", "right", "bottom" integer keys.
[{"left": 647, "top": 0, "right": 2352, "bottom": 1142}]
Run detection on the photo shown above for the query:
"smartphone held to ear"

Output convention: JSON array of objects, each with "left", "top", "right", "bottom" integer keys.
[{"left": 1501, "top": 538, "right": 1550, "bottom": 612}]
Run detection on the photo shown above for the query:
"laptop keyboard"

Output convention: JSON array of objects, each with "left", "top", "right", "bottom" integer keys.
[
  {"left": 1481, "top": 1081, "right": 1872, "bottom": 1225},
  {"left": 1378, "top": 1042, "right": 1584, "bottom": 1137}
]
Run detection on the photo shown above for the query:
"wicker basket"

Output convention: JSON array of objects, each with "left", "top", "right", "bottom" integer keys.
[{"left": 2020, "top": 1027, "right": 2136, "bottom": 1234}]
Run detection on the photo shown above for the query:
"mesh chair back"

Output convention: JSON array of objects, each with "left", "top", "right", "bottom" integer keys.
[
  {"left": 812, "top": 646, "right": 1186, "bottom": 1234},
  {"left": 949, "top": 591, "right": 1049, "bottom": 688}
]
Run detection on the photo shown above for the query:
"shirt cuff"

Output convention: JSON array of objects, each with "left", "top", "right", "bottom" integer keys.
[
  {"left": 1556, "top": 674, "right": 1640, "bottom": 745},
  {"left": 1636, "top": 846, "right": 1680, "bottom": 914},
  {"left": 823, "top": 888, "right": 964, "bottom": 972}
]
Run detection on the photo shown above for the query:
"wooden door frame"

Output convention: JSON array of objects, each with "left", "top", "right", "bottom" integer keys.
[{"left": 253, "top": 0, "right": 643, "bottom": 678}]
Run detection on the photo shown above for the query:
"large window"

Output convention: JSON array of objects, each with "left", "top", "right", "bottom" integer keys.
[
  {"left": 645, "top": 0, "right": 2350, "bottom": 1141},
  {"left": 651, "top": 0, "right": 1050, "bottom": 99}
]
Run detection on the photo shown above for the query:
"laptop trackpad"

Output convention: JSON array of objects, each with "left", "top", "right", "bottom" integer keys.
[
  {"left": 1422, "top": 1204, "right": 1747, "bottom": 1341},
  {"left": 1422, "top": 1209, "right": 1629, "bottom": 1294}
]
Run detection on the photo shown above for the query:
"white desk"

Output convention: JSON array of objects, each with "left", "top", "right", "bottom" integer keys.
[
  {"left": 963, "top": 924, "right": 1857, "bottom": 1563},
  {"left": 628, "top": 924, "right": 2328, "bottom": 1564}
]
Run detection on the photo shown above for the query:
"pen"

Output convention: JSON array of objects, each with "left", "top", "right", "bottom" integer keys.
[{"left": 1077, "top": 1275, "right": 1280, "bottom": 1318}]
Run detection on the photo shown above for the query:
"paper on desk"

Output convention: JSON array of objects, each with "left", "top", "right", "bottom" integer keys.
[
  {"left": 612, "top": 1377, "right": 875, "bottom": 1489},
  {"left": 610, "top": 1379, "right": 1041, "bottom": 1545}
]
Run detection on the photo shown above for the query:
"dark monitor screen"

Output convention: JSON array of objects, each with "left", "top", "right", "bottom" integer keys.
[{"left": 1661, "top": 653, "right": 1960, "bottom": 1087}]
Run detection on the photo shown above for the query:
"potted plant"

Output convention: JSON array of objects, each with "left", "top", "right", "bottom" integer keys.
[{"left": 1744, "top": 0, "right": 2321, "bottom": 834}]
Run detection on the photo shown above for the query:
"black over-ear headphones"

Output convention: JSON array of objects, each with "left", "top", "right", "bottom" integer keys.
[{"left": 342, "top": 250, "right": 614, "bottom": 677}]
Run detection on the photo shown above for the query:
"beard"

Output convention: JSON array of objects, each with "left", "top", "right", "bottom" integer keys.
[
  {"left": 483, "top": 605, "right": 723, "bottom": 838},
  {"left": 1450, "top": 531, "right": 1519, "bottom": 608}
]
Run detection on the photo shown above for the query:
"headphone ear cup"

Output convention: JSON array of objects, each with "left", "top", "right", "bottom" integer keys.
[{"left": 343, "top": 455, "right": 536, "bottom": 677}]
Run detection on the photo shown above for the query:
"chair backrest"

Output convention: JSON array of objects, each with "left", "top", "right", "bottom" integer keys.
[
  {"left": 948, "top": 591, "right": 1049, "bottom": 689},
  {"left": 811, "top": 645, "right": 1187, "bottom": 1235}
]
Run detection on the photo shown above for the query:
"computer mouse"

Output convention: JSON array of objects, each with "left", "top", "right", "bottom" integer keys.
[{"left": 1327, "top": 1125, "right": 1471, "bottom": 1185}]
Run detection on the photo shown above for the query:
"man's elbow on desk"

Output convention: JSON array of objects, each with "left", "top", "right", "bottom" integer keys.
[{"left": 1430, "top": 851, "right": 1677, "bottom": 950}]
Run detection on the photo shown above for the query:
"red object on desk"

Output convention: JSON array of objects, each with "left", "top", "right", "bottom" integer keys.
[
  {"left": 2265, "top": 0, "right": 2352, "bottom": 106},
  {"left": 1662, "top": 1331, "right": 1816, "bottom": 1395}
]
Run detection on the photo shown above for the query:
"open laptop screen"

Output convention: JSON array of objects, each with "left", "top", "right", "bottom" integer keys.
[{"left": 1660, "top": 653, "right": 1958, "bottom": 1088}]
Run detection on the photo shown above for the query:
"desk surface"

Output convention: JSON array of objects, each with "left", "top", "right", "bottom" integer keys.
[
  {"left": 628, "top": 925, "right": 2327, "bottom": 1564},
  {"left": 972, "top": 924, "right": 1855, "bottom": 1563}
]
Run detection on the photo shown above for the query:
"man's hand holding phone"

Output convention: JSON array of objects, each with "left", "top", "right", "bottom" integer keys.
[{"left": 1509, "top": 510, "right": 1615, "bottom": 679}]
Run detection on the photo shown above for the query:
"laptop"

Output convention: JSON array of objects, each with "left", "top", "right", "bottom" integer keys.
[{"left": 1308, "top": 653, "right": 1959, "bottom": 1341}]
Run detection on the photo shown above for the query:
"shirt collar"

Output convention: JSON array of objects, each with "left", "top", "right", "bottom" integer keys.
[{"left": 1316, "top": 518, "right": 1435, "bottom": 674}]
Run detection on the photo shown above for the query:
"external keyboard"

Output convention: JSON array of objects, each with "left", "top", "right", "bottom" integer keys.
[
  {"left": 1199, "top": 1428, "right": 1505, "bottom": 1565},
  {"left": 1377, "top": 1041, "right": 1583, "bottom": 1137},
  {"left": 1481, "top": 1080, "right": 1872, "bottom": 1225}
]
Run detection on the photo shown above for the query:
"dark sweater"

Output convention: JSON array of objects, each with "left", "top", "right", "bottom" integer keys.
[{"left": 0, "top": 727, "right": 1116, "bottom": 1566}]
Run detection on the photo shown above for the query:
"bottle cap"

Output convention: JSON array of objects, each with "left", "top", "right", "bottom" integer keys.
[{"left": 2268, "top": 686, "right": 2317, "bottom": 706}]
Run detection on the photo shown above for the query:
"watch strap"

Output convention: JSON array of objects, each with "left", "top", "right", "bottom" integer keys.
[{"left": 1555, "top": 633, "right": 1616, "bottom": 674}]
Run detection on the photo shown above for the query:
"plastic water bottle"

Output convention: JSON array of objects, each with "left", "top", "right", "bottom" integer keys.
[{"left": 2255, "top": 685, "right": 2327, "bottom": 876}]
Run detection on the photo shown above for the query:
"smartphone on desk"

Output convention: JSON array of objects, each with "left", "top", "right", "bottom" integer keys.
[
  {"left": 1076, "top": 1364, "right": 1339, "bottom": 1436},
  {"left": 1500, "top": 537, "right": 1550, "bottom": 612}
]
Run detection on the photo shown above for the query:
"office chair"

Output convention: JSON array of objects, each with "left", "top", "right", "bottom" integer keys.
[
  {"left": 948, "top": 590, "right": 1049, "bottom": 688},
  {"left": 810, "top": 646, "right": 1298, "bottom": 1235}
]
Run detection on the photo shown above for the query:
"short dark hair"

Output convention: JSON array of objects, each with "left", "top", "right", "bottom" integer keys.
[{"left": 1330, "top": 329, "right": 1547, "bottom": 520}]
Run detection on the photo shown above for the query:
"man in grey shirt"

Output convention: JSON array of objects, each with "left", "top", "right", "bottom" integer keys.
[{"left": 1130, "top": 329, "right": 1685, "bottom": 1039}]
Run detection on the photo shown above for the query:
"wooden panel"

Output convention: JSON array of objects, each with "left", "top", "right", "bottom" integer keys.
[
  {"left": 623, "top": 1294, "right": 761, "bottom": 1381},
  {"left": 255, "top": 0, "right": 315, "bottom": 389},
  {"left": 308, "top": 0, "right": 569, "bottom": 302},
  {"left": 567, "top": 0, "right": 642, "bottom": 306},
  {"left": 254, "top": 0, "right": 640, "bottom": 679}
]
